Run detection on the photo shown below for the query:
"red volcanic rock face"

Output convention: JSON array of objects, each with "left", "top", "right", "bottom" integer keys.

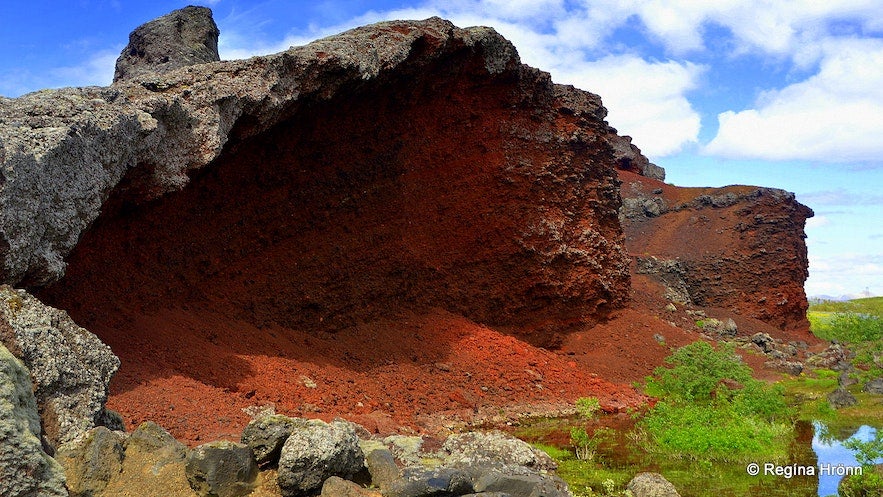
[
  {"left": 619, "top": 169, "right": 814, "bottom": 337},
  {"left": 34, "top": 20, "right": 637, "bottom": 442},
  {"left": 44, "top": 45, "right": 628, "bottom": 347}
]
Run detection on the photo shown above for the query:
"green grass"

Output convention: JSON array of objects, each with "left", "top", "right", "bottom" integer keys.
[
  {"left": 639, "top": 341, "right": 794, "bottom": 463},
  {"left": 809, "top": 296, "right": 883, "bottom": 315},
  {"left": 808, "top": 296, "right": 883, "bottom": 394}
]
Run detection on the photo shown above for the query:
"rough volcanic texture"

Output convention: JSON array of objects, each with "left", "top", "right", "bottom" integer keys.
[
  {"left": 0, "top": 344, "right": 69, "bottom": 497},
  {"left": 0, "top": 15, "right": 640, "bottom": 442},
  {"left": 0, "top": 286, "right": 119, "bottom": 450},
  {"left": 619, "top": 170, "right": 814, "bottom": 336},
  {"left": 114, "top": 5, "right": 220, "bottom": 82}
]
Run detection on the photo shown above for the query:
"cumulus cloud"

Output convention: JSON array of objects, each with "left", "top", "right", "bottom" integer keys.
[
  {"left": 215, "top": 0, "right": 882, "bottom": 161},
  {"left": 49, "top": 49, "right": 119, "bottom": 88},
  {"left": 550, "top": 55, "right": 703, "bottom": 156},
  {"left": 806, "top": 253, "right": 883, "bottom": 297},
  {"left": 705, "top": 37, "right": 883, "bottom": 163}
]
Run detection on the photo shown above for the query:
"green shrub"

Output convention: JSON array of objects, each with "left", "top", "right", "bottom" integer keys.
[
  {"left": 575, "top": 397, "right": 602, "bottom": 419},
  {"left": 570, "top": 426, "right": 614, "bottom": 461},
  {"left": 811, "top": 312, "right": 883, "bottom": 343},
  {"left": 844, "top": 430, "right": 883, "bottom": 468},
  {"left": 644, "top": 341, "right": 752, "bottom": 402},
  {"left": 639, "top": 341, "right": 793, "bottom": 462}
]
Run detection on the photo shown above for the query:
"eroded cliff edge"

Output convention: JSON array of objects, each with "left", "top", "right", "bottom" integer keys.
[
  {"left": 0, "top": 9, "right": 814, "bottom": 448},
  {"left": 4, "top": 17, "right": 632, "bottom": 339}
]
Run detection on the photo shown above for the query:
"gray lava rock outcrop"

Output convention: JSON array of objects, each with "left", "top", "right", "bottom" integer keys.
[
  {"left": 113, "top": 5, "right": 220, "bottom": 82},
  {"left": 0, "top": 286, "right": 119, "bottom": 450}
]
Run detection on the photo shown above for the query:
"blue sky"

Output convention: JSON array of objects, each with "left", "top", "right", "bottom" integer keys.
[{"left": 2, "top": 0, "right": 881, "bottom": 298}]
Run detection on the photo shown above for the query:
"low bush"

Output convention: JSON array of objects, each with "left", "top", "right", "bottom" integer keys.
[{"left": 639, "top": 341, "right": 793, "bottom": 462}]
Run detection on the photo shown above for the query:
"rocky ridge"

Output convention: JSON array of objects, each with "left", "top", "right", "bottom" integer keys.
[{"left": 0, "top": 6, "right": 814, "bottom": 497}]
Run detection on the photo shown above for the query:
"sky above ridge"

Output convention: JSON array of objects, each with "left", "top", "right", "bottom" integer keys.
[{"left": 1, "top": 1, "right": 881, "bottom": 299}]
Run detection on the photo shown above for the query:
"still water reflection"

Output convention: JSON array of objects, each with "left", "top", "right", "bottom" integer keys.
[{"left": 812, "top": 423, "right": 880, "bottom": 497}]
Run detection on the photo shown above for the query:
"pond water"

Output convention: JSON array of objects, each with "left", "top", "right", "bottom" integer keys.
[
  {"left": 518, "top": 418, "right": 881, "bottom": 496},
  {"left": 813, "top": 423, "right": 880, "bottom": 497}
]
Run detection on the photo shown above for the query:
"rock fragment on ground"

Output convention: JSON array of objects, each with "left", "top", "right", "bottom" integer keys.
[
  {"left": 365, "top": 448, "right": 401, "bottom": 489},
  {"left": 56, "top": 426, "right": 125, "bottom": 497},
  {"left": 827, "top": 387, "right": 858, "bottom": 409},
  {"left": 862, "top": 377, "right": 883, "bottom": 394},
  {"left": 627, "top": 472, "right": 681, "bottom": 497},
  {"left": 185, "top": 440, "right": 258, "bottom": 497},
  {"left": 277, "top": 419, "right": 365, "bottom": 497},
  {"left": 442, "top": 431, "right": 557, "bottom": 471},
  {"left": 242, "top": 414, "right": 306, "bottom": 468},
  {"left": 321, "top": 476, "right": 382, "bottom": 497}
]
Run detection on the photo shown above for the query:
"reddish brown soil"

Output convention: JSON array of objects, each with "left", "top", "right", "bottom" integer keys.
[{"left": 89, "top": 306, "right": 644, "bottom": 443}]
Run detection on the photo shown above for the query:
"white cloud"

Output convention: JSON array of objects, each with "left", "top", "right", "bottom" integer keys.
[
  {"left": 806, "top": 253, "right": 883, "bottom": 297},
  {"left": 705, "top": 37, "right": 883, "bottom": 163},
  {"left": 550, "top": 55, "right": 703, "bottom": 156},
  {"left": 799, "top": 189, "right": 883, "bottom": 206},
  {"left": 49, "top": 49, "right": 119, "bottom": 88},
  {"left": 805, "top": 215, "right": 830, "bottom": 229}
]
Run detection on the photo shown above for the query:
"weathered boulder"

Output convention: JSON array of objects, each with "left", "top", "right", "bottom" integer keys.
[
  {"left": 56, "top": 426, "right": 125, "bottom": 497},
  {"left": 827, "top": 387, "right": 858, "bottom": 409},
  {"left": 114, "top": 5, "right": 220, "bottom": 82},
  {"left": 0, "top": 286, "right": 119, "bottom": 449},
  {"left": 321, "top": 476, "right": 382, "bottom": 497},
  {"left": 185, "top": 440, "right": 258, "bottom": 497},
  {"left": 365, "top": 448, "right": 401, "bottom": 490},
  {"left": 626, "top": 472, "right": 680, "bottom": 497},
  {"left": 470, "top": 468, "right": 569, "bottom": 497},
  {"left": 384, "top": 467, "right": 474, "bottom": 497},
  {"left": 277, "top": 419, "right": 365, "bottom": 497},
  {"left": 863, "top": 377, "right": 883, "bottom": 394},
  {"left": 442, "top": 431, "right": 557, "bottom": 471},
  {"left": 241, "top": 414, "right": 305, "bottom": 468},
  {"left": 0, "top": 343, "right": 68, "bottom": 497}
]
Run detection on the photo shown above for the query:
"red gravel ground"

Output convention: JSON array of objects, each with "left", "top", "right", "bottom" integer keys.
[{"left": 94, "top": 305, "right": 645, "bottom": 444}]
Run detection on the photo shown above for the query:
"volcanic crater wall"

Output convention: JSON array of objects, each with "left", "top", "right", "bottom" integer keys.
[
  {"left": 22, "top": 17, "right": 630, "bottom": 348},
  {"left": 620, "top": 170, "right": 814, "bottom": 333}
]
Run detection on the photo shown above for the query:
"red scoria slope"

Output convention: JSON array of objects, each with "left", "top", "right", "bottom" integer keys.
[
  {"left": 618, "top": 170, "right": 815, "bottom": 338},
  {"left": 38, "top": 18, "right": 644, "bottom": 443}
]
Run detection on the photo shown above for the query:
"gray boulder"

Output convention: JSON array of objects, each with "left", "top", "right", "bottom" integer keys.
[
  {"left": 365, "top": 448, "right": 401, "bottom": 489},
  {"left": 277, "top": 419, "right": 365, "bottom": 497},
  {"left": 442, "top": 431, "right": 557, "bottom": 471},
  {"left": 827, "top": 387, "right": 858, "bottom": 409},
  {"left": 0, "top": 286, "right": 119, "bottom": 449},
  {"left": 863, "top": 378, "right": 883, "bottom": 394},
  {"left": 185, "top": 441, "right": 258, "bottom": 497},
  {"left": 56, "top": 426, "right": 125, "bottom": 497},
  {"left": 701, "top": 318, "right": 738, "bottom": 338},
  {"left": 114, "top": 5, "right": 220, "bottom": 82},
  {"left": 241, "top": 414, "right": 305, "bottom": 468},
  {"left": 626, "top": 472, "right": 680, "bottom": 497},
  {"left": 0, "top": 343, "right": 68, "bottom": 497},
  {"left": 321, "top": 476, "right": 381, "bottom": 497},
  {"left": 125, "top": 420, "right": 188, "bottom": 467},
  {"left": 470, "top": 468, "right": 569, "bottom": 497},
  {"left": 750, "top": 333, "right": 775, "bottom": 353},
  {"left": 384, "top": 467, "right": 474, "bottom": 497}
]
